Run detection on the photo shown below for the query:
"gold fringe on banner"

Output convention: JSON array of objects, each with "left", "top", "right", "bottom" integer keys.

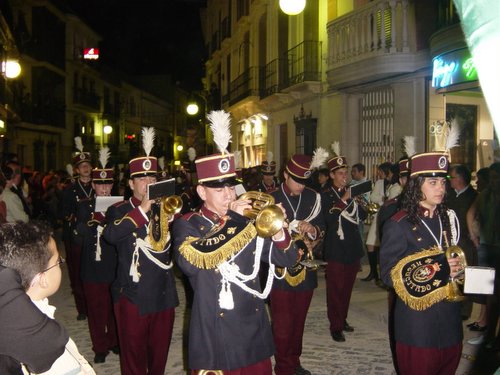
[
  {"left": 178, "top": 223, "right": 257, "bottom": 269},
  {"left": 276, "top": 266, "right": 307, "bottom": 287},
  {"left": 390, "top": 246, "right": 449, "bottom": 311}
]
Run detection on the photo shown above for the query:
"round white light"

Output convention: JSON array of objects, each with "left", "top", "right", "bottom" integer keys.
[
  {"left": 103, "top": 125, "right": 113, "bottom": 134},
  {"left": 186, "top": 103, "right": 199, "bottom": 115},
  {"left": 176, "top": 145, "right": 184, "bottom": 152},
  {"left": 279, "top": 0, "right": 306, "bottom": 15},
  {"left": 2, "top": 60, "right": 21, "bottom": 78}
]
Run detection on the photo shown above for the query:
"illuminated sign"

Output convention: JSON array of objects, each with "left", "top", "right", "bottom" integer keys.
[
  {"left": 83, "top": 48, "right": 100, "bottom": 60},
  {"left": 432, "top": 48, "right": 478, "bottom": 89}
]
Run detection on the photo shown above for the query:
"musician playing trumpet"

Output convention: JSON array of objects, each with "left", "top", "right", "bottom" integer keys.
[
  {"left": 380, "top": 151, "right": 463, "bottom": 375},
  {"left": 172, "top": 110, "right": 299, "bottom": 375},
  {"left": 270, "top": 153, "right": 326, "bottom": 375}
]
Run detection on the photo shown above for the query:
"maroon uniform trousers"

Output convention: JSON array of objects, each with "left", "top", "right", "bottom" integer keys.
[
  {"left": 191, "top": 358, "right": 272, "bottom": 375},
  {"left": 325, "top": 260, "right": 359, "bottom": 332},
  {"left": 396, "top": 342, "right": 462, "bottom": 375},
  {"left": 65, "top": 241, "right": 87, "bottom": 316},
  {"left": 82, "top": 282, "right": 117, "bottom": 354},
  {"left": 114, "top": 296, "right": 175, "bottom": 375},
  {"left": 270, "top": 289, "right": 313, "bottom": 375}
]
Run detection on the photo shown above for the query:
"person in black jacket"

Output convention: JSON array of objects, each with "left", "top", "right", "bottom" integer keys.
[
  {"left": 173, "top": 110, "right": 299, "bottom": 375},
  {"left": 380, "top": 152, "right": 463, "bottom": 375},
  {"left": 322, "top": 154, "right": 367, "bottom": 343},
  {"left": 102, "top": 128, "right": 179, "bottom": 375},
  {"left": 75, "top": 148, "right": 119, "bottom": 364}
]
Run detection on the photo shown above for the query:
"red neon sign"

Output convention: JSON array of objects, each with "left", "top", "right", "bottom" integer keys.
[{"left": 83, "top": 48, "right": 100, "bottom": 60}]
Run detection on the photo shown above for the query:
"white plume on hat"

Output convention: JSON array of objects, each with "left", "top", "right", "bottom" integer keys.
[
  {"left": 158, "top": 156, "right": 165, "bottom": 171},
  {"left": 207, "top": 110, "right": 232, "bottom": 154},
  {"left": 66, "top": 163, "right": 74, "bottom": 177},
  {"left": 98, "top": 147, "right": 110, "bottom": 169},
  {"left": 445, "top": 118, "right": 461, "bottom": 153},
  {"left": 234, "top": 150, "right": 242, "bottom": 170},
  {"left": 266, "top": 151, "right": 274, "bottom": 163},
  {"left": 141, "top": 127, "right": 155, "bottom": 157},
  {"left": 331, "top": 141, "right": 340, "bottom": 157},
  {"left": 74, "top": 136, "right": 84, "bottom": 152},
  {"left": 187, "top": 147, "right": 196, "bottom": 162},
  {"left": 403, "top": 136, "right": 416, "bottom": 158},
  {"left": 311, "top": 147, "right": 329, "bottom": 169}
]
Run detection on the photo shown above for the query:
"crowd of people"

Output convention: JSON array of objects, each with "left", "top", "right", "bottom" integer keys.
[{"left": 0, "top": 113, "right": 499, "bottom": 375}]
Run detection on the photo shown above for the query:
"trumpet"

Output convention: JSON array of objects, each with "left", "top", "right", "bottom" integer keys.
[
  {"left": 148, "top": 195, "right": 183, "bottom": 251},
  {"left": 445, "top": 245, "right": 467, "bottom": 302},
  {"left": 239, "top": 191, "right": 285, "bottom": 238},
  {"left": 356, "top": 198, "right": 380, "bottom": 215}
]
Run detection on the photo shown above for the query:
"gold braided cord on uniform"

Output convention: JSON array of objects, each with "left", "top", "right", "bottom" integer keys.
[
  {"left": 178, "top": 223, "right": 257, "bottom": 269},
  {"left": 390, "top": 246, "right": 449, "bottom": 311},
  {"left": 276, "top": 266, "right": 307, "bottom": 287}
]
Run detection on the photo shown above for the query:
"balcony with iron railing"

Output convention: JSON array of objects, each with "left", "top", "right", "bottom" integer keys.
[
  {"left": 326, "top": 0, "right": 428, "bottom": 90},
  {"left": 261, "top": 40, "right": 322, "bottom": 100},
  {"left": 228, "top": 66, "right": 260, "bottom": 106},
  {"left": 73, "top": 87, "right": 100, "bottom": 110}
]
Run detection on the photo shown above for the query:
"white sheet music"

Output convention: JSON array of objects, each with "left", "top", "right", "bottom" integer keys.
[
  {"left": 464, "top": 266, "right": 495, "bottom": 295},
  {"left": 95, "top": 196, "right": 123, "bottom": 212}
]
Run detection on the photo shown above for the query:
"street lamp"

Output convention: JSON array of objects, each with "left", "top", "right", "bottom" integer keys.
[
  {"left": 1, "top": 59, "right": 21, "bottom": 79},
  {"left": 279, "top": 0, "right": 306, "bottom": 15},
  {"left": 186, "top": 102, "right": 199, "bottom": 116},
  {"left": 103, "top": 125, "right": 113, "bottom": 134}
]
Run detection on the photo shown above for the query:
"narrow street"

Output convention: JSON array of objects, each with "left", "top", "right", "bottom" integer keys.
[{"left": 51, "top": 235, "right": 482, "bottom": 374}]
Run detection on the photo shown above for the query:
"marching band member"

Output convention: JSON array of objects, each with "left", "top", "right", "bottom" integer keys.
[
  {"left": 322, "top": 152, "right": 367, "bottom": 343},
  {"left": 173, "top": 110, "right": 299, "bottom": 375},
  {"left": 380, "top": 152, "right": 463, "bottom": 375},
  {"left": 102, "top": 128, "right": 178, "bottom": 375},
  {"left": 259, "top": 152, "right": 279, "bottom": 193},
  {"left": 60, "top": 136, "right": 93, "bottom": 321},
  {"left": 74, "top": 147, "right": 119, "bottom": 364},
  {"left": 270, "top": 149, "right": 327, "bottom": 375}
]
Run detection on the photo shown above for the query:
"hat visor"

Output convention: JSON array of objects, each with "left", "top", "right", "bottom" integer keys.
[
  {"left": 130, "top": 171, "right": 157, "bottom": 178},
  {"left": 289, "top": 174, "right": 309, "bottom": 185},
  {"left": 411, "top": 171, "right": 448, "bottom": 178},
  {"left": 93, "top": 179, "right": 114, "bottom": 184},
  {"left": 200, "top": 176, "right": 239, "bottom": 188}
]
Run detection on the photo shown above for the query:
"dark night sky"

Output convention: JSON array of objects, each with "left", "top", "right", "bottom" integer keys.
[{"left": 66, "top": 0, "right": 207, "bottom": 90}]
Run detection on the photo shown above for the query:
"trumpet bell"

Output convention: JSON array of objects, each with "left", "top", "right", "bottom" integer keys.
[
  {"left": 255, "top": 205, "right": 285, "bottom": 238},
  {"left": 445, "top": 245, "right": 467, "bottom": 302},
  {"left": 161, "top": 195, "right": 183, "bottom": 216}
]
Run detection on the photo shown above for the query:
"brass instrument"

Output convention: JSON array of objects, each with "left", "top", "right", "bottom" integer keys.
[
  {"left": 148, "top": 195, "right": 183, "bottom": 251},
  {"left": 445, "top": 245, "right": 467, "bottom": 302},
  {"left": 356, "top": 198, "right": 380, "bottom": 215},
  {"left": 294, "top": 233, "right": 327, "bottom": 270},
  {"left": 239, "top": 191, "right": 285, "bottom": 238}
]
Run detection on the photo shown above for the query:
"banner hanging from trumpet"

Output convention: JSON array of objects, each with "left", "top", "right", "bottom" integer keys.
[{"left": 391, "top": 246, "right": 451, "bottom": 311}]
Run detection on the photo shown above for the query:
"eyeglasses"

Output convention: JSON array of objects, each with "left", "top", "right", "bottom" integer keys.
[{"left": 41, "top": 256, "right": 65, "bottom": 273}]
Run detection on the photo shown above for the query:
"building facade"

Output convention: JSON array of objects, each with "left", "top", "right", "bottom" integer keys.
[
  {"left": 203, "top": 0, "right": 497, "bottom": 178},
  {"left": 1, "top": 0, "right": 180, "bottom": 172}
]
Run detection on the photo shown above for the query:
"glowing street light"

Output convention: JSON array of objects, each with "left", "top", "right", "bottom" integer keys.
[
  {"left": 1, "top": 59, "right": 21, "bottom": 79},
  {"left": 103, "top": 125, "right": 113, "bottom": 134},
  {"left": 186, "top": 103, "right": 200, "bottom": 115},
  {"left": 279, "top": 0, "right": 306, "bottom": 15}
]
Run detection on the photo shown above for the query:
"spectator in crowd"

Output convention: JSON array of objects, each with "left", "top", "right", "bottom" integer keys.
[{"left": 1, "top": 165, "right": 29, "bottom": 223}]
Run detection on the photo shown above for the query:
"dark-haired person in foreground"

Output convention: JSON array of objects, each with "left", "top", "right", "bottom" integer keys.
[
  {"left": 0, "top": 222, "right": 70, "bottom": 374},
  {"left": 380, "top": 152, "right": 463, "bottom": 375}
]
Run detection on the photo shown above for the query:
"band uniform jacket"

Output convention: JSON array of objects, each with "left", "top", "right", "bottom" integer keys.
[
  {"left": 102, "top": 198, "right": 179, "bottom": 315},
  {"left": 271, "top": 184, "right": 325, "bottom": 291},
  {"left": 321, "top": 185, "right": 367, "bottom": 264},
  {"left": 379, "top": 209, "right": 463, "bottom": 348},
  {"left": 75, "top": 198, "right": 117, "bottom": 283},
  {"left": 258, "top": 179, "right": 278, "bottom": 194},
  {"left": 60, "top": 179, "right": 94, "bottom": 243},
  {"left": 172, "top": 207, "right": 299, "bottom": 371}
]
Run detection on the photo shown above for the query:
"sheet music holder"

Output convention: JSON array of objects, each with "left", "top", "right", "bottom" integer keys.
[
  {"left": 95, "top": 196, "right": 124, "bottom": 212},
  {"left": 147, "top": 178, "right": 176, "bottom": 200},
  {"left": 349, "top": 180, "right": 372, "bottom": 197}
]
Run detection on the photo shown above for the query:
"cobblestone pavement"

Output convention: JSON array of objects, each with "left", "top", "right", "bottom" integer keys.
[{"left": 51, "top": 240, "right": 486, "bottom": 374}]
